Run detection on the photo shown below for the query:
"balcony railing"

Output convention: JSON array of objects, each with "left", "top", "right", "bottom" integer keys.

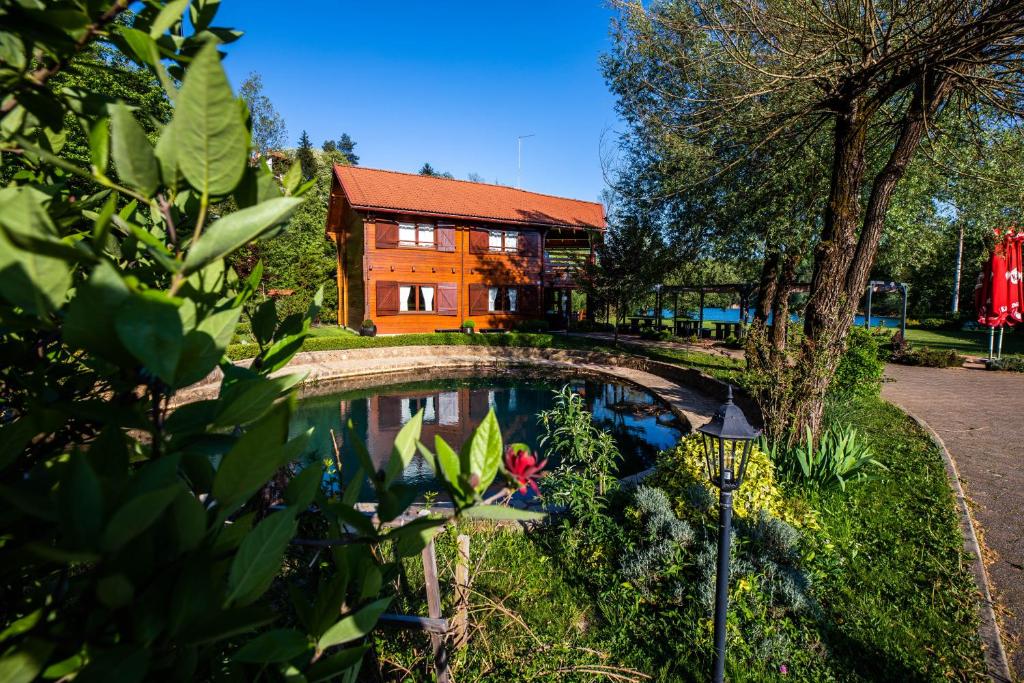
[{"left": 543, "top": 251, "right": 589, "bottom": 286}]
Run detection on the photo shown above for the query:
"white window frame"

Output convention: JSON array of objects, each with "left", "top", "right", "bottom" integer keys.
[
  {"left": 488, "top": 230, "right": 518, "bottom": 253},
  {"left": 398, "top": 222, "right": 436, "bottom": 247}
]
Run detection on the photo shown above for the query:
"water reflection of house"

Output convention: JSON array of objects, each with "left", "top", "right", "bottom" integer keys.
[{"left": 358, "top": 386, "right": 531, "bottom": 475}]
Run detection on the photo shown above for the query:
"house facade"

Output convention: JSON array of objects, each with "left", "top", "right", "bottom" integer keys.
[{"left": 325, "top": 166, "right": 605, "bottom": 334}]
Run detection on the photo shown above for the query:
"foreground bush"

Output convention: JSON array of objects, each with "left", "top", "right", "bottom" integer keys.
[
  {"left": 0, "top": 4, "right": 539, "bottom": 680},
  {"left": 891, "top": 345, "right": 965, "bottom": 368}
]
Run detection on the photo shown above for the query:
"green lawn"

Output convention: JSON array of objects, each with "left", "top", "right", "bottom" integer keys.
[{"left": 904, "top": 326, "right": 1024, "bottom": 356}]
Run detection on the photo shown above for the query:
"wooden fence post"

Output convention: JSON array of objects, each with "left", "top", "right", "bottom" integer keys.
[
  {"left": 453, "top": 534, "right": 470, "bottom": 649},
  {"left": 421, "top": 541, "right": 450, "bottom": 683}
]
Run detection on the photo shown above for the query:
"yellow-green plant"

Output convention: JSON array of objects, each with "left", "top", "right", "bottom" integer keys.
[{"left": 654, "top": 434, "right": 816, "bottom": 529}]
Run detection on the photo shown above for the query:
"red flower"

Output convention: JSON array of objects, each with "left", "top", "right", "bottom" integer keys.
[{"left": 503, "top": 445, "right": 547, "bottom": 495}]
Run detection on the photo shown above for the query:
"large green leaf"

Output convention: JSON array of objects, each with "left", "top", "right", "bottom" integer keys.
[
  {"left": 59, "top": 455, "right": 102, "bottom": 548},
  {"left": 183, "top": 197, "right": 302, "bottom": 274},
  {"left": 232, "top": 628, "right": 310, "bottom": 663},
  {"left": 316, "top": 597, "right": 392, "bottom": 651},
  {"left": 213, "top": 372, "right": 305, "bottom": 428},
  {"left": 174, "top": 40, "right": 247, "bottom": 196},
  {"left": 305, "top": 646, "right": 368, "bottom": 683},
  {"left": 464, "top": 409, "right": 502, "bottom": 494},
  {"left": 102, "top": 483, "right": 181, "bottom": 551},
  {"left": 0, "top": 639, "right": 54, "bottom": 683},
  {"left": 211, "top": 402, "right": 304, "bottom": 511},
  {"left": 225, "top": 509, "right": 297, "bottom": 606},
  {"left": 114, "top": 291, "right": 184, "bottom": 384},
  {"left": 64, "top": 260, "right": 130, "bottom": 361},
  {"left": 110, "top": 103, "right": 158, "bottom": 197},
  {"left": 173, "top": 305, "right": 241, "bottom": 388},
  {"left": 0, "top": 187, "right": 72, "bottom": 315}
]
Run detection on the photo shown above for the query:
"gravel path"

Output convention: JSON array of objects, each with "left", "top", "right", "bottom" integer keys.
[{"left": 882, "top": 364, "right": 1023, "bottom": 680}]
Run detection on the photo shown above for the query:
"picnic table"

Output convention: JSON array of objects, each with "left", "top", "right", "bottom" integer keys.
[
  {"left": 628, "top": 316, "right": 658, "bottom": 333},
  {"left": 711, "top": 321, "right": 743, "bottom": 339},
  {"left": 673, "top": 319, "right": 700, "bottom": 337}
]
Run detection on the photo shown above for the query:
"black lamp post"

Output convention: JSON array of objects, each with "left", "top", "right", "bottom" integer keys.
[{"left": 697, "top": 385, "right": 761, "bottom": 683}]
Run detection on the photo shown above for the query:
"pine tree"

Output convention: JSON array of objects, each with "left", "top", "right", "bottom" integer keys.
[
  {"left": 322, "top": 133, "right": 359, "bottom": 165},
  {"left": 296, "top": 129, "right": 317, "bottom": 180}
]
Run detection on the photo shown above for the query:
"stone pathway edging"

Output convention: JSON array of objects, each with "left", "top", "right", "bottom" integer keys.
[{"left": 902, "top": 407, "right": 1013, "bottom": 683}]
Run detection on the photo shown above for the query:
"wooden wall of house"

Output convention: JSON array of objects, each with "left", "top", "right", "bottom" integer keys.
[{"left": 354, "top": 215, "right": 545, "bottom": 334}]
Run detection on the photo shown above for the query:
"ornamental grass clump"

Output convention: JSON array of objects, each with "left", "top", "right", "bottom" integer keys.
[{"left": 770, "top": 424, "right": 886, "bottom": 491}]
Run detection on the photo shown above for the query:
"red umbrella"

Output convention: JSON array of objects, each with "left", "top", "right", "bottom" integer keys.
[
  {"left": 977, "top": 233, "right": 1009, "bottom": 328},
  {"left": 1008, "top": 231, "right": 1024, "bottom": 325}
]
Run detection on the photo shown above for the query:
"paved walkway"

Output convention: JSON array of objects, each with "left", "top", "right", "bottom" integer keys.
[{"left": 882, "top": 364, "right": 1023, "bottom": 679}]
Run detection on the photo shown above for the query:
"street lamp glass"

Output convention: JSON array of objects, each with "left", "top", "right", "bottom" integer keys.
[{"left": 697, "top": 386, "right": 761, "bottom": 491}]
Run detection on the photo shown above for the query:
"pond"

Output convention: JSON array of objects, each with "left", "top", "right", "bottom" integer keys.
[{"left": 289, "top": 371, "right": 686, "bottom": 500}]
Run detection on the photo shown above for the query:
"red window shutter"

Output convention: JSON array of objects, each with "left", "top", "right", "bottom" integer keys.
[
  {"left": 468, "top": 284, "right": 488, "bottom": 315},
  {"left": 522, "top": 231, "right": 541, "bottom": 256},
  {"left": 469, "top": 389, "right": 489, "bottom": 420},
  {"left": 376, "top": 281, "right": 399, "bottom": 315},
  {"left": 378, "top": 395, "right": 402, "bottom": 430},
  {"left": 437, "top": 283, "right": 458, "bottom": 315},
  {"left": 520, "top": 286, "right": 540, "bottom": 314},
  {"left": 469, "top": 229, "right": 489, "bottom": 254},
  {"left": 436, "top": 226, "right": 455, "bottom": 252},
  {"left": 375, "top": 220, "right": 399, "bottom": 248}
]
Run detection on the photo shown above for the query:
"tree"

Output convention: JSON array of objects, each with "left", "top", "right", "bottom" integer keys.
[
  {"left": 0, "top": 2, "right": 538, "bottom": 680},
  {"left": 322, "top": 132, "right": 359, "bottom": 165},
  {"left": 296, "top": 129, "right": 317, "bottom": 179},
  {"left": 605, "top": 0, "right": 1024, "bottom": 440},
  {"left": 239, "top": 71, "right": 287, "bottom": 158},
  {"left": 419, "top": 162, "right": 454, "bottom": 179},
  {"left": 576, "top": 213, "right": 675, "bottom": 340},
  {"left": 467, "top": 171, "right": 485, "bottom": 183}
]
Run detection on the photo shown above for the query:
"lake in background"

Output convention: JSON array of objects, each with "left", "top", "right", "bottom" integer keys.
[{"left": 643, "top": 306, "right": 900, "bottom": 328}]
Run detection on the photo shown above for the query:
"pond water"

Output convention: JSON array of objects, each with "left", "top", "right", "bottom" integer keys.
[
  {"left": 288, "top": 373, "right": 686, "bottom": 500},
  {"left": 642, "top": 306, "right": 900, "bottom": 328}
]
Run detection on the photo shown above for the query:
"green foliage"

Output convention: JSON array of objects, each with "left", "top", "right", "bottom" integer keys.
[
  {"left": 986, "top": 355, "right": 1024, "bottom": 372},
  {"left": 538, "top": 386, "right": 622, "bottom": 512},
  {"left": 830, "top": 326, "right": 884, "bottom": 401},
  {"left": 322, "top": 132, "right": 359, "bottom": 165},
  {"left": 418, "top": 162, "right": 453, "bottom": 178},
  {"left": 296, "top": 129, "right": 317, "bottom": 180},
  {"left": 891, "top": 345, "right": 965, "bottom": 368},
  {"left": 766, "top": 425, "right": 886, "bottom": 491},
  {"left": 239, "top": 71, "right": 287, "bottom": 157},
  {"left": 460, "top": 318, "right": 476, "bottom": 328},
  {"left": 0, "top": 4, "right": 536, "bottom": 680}
]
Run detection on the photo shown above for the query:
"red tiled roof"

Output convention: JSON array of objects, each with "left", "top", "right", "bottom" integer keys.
[{"left": 333, "top": 165, "right": 605, "bottom": 230}]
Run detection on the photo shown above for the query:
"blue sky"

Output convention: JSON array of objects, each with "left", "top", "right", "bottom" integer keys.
[{"left": 214, "top": 1, "right": 621, "bottom": 204}]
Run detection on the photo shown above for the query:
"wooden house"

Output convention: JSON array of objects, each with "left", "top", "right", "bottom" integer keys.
[{"left": 325, "top": 166, "right": 605, "bottom": 334}]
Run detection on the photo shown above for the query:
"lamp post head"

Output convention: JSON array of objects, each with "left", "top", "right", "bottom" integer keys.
[{"left": 697, "top": 385, "right": 761, "bottom": 491}]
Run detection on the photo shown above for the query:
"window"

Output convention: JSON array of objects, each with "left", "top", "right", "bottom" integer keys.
[
  {"left": 401, "top": 396, "right": 436, "bottom": 424},
  {"left": 399, "top": 285, "right": 435, "bottom": 312},
  {"left": 488, "top": 230, "right": 518, "bottom": 253},
  {"left": 486, "top": 286, "right": 518, "bottom": 313},
  {"left": 398, "top": 222, "right": 435, "bottom": 247}
]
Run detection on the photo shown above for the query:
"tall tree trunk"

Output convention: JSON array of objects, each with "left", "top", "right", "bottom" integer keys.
[
  {"left": 788, "top": 77, "right": 951, "bottom": 442},
  {"left": 952, "top": 222, "right": 965, "bottom": 313}
]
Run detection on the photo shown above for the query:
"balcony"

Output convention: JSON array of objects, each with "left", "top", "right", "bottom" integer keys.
[{"left": 543, "top": 250, "right": 589, "bottom": 287}]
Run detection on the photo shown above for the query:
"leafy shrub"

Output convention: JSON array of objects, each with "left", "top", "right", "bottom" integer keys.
[
  {"left": 986, "top": 355, "right": 1024, "bottom": 372},
  {"left": 538, "top": 386, "right": 622, "bottom": 519},
  {"left": 892, "top": 345, "right": 964, "bottom": 368},
  {"left": 620, "top": 486, "right": 695, "bottom": 595},
  {"left": 460, "top": 319, "right": 475, "bottom": 328},
  {"left": 652, "top": 435, "right": 815, "bottom": 529},
  {"left": 514, "top": 319, "right": 550, "bottom": 333},
  {"left": 0, "top": 6, "right": 541, "bottom": 680},
  {"left": 831, "top": 326, "right": 884, "bottom": 401},
  {"left": 915, "top": 315, "right": 964, "bottom": 331},
  {"left": 573, "top": 320, "right": 615, "bottom": 333},
  {"left": 639, "top": 327, "right": 674, "bottom": 341},
  {"left": 361, "top": 319, "right": 374, "bottom": 328},
  {"left": 768, "top": 424, "right": 885, "bottom": 490}
]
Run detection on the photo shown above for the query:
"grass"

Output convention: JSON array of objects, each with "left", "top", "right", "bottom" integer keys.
[
  {"left": 367, "top": 396, "right": 985, "bottom": 681},
  {"left": 903, "top": 326, "right": 1024, "bottom": 356}
]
